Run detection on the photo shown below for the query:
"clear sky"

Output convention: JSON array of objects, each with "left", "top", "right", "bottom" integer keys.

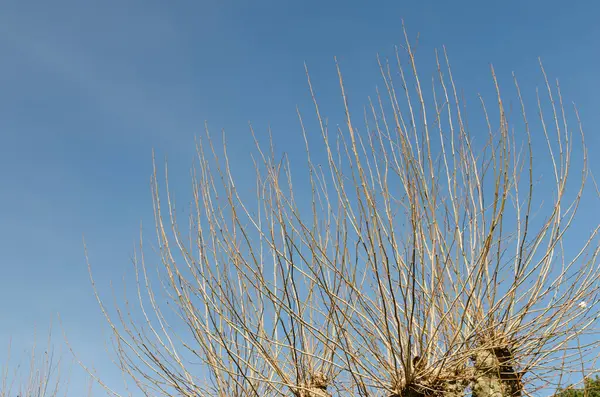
[{"left": 0, "top": 1, "right": 598, "bottom": 395}]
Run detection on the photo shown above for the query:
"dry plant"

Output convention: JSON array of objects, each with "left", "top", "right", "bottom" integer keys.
[
  {"left": 1, "top": 327, "right": 76, "bottom": 397},
  {"left": 89, "top": 27, "right": 600, "bottom": 397}
]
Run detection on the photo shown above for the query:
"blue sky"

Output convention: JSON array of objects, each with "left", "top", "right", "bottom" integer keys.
[{"left": 0, "top": 1, "right": 598, "bottom": 395}]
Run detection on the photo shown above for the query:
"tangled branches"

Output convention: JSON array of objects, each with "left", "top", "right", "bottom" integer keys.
[{"left": 89, "top": 29, "right": 600, "bottom": 397}]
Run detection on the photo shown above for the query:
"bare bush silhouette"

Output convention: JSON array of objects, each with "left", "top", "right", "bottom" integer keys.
[
  {"left": 1, "top": 328, "right": 79, "bottom": 397},
  {"left": 89, "top": 28, "right": 600, "bottom": 397}
]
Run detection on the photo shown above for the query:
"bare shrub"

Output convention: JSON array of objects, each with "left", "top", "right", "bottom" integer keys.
[
  {"left": 89, "top": 27, "right": 600, "bottom": 397},
  {"left": 1, "top": 327, "right": 76, "bottom": 397}
]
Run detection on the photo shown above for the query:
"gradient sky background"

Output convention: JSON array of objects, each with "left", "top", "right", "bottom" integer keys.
[{"left": 0, "top": 1, "right": 599, "bottom": 395}]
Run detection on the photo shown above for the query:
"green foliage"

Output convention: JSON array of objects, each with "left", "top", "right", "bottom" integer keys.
[{"left": 556, "top": 376, "right": 600, "bottom": 397}]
